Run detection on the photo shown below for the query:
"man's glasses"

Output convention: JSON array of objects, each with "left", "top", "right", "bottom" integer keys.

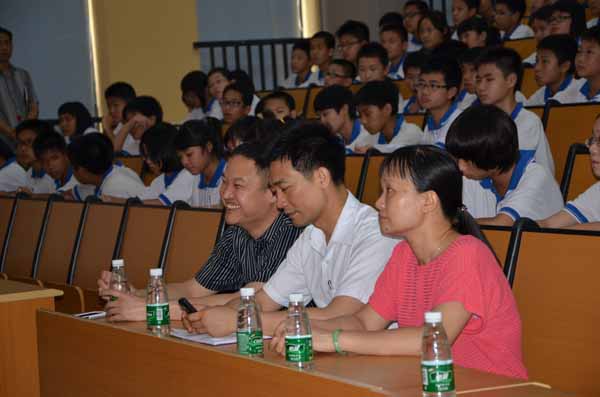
[{"left": 415, "top": 81, "right": 448, "bottom": 91}]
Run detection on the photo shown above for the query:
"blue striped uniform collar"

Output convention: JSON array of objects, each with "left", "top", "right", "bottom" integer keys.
[
  {"left": 0, "top": 157, "right": 16, "bottom": 171},
  {"left": 427, "top": 101, "right": 458, "bottom": 131},
  {"left": 295, "top": 71, "right": 312, "bottom": 86},
  {"left": 348, "top": 119, "right": 362, "bottom": 145},
  {"left": 164, "top": 169, "right": 181, "bottom": 188},
  {"left": 54, "top": 166, "right": 73, "bottom": 190},
  {"left": 31, "top": 167, "right": 46, "bottom": 178},
  {"left": 198, "top": 159, "right": 226, "bottom": 189},
  {"left": 403, "top": 96, "right": 417, "bottom": 113},
  {"left": 479, "top": 151, "right": 535, "bottom": 201},
  {"left": 378, "top": 115, "right": 404, "bottom": 144},
  {"left": 388, "top": 55, "right": 405, "bottom": 75},
  {"left": 206, "top": 98, "right": 216, "bottom": 112},
  {"left": 510, "top": 102, "right": 524, "bottom": 120},
  {"left": 579, "top": 80, "right": 600, "bottom": 100},
  {"left": 95, "top": 165, "right": 115, "bottom": 197},
  {"left": 455, "top": 89, "right": 468, "bottom": 104},
  {"left": 544, "top": 74, "right": 573, "bottom": 102}
]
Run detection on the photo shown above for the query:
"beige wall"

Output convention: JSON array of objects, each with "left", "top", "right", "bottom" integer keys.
[{"left": 91, "top": 0, "right": 199, "bottom": 123}]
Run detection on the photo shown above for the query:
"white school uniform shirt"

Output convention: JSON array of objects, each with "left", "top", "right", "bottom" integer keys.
[
  {"left": 511, "top": 103, "right": 555, "bottom": 175},
  {"left": 249, "top": 95, "right": 260, "bottom": 116},
  {"left": 25, "top": 168, "right": 55, "bottom": 194},
  {"left": 387, "top": 56, "right": 406, "bottom": 80},
  {"left": 407, "top": 33, "right": 422, "bottom": 53},
  {"left": 402, "top": 96, "right": 426, "bottom": 114},
  {"left": 526, "top": 75, "right": 581, "bottom": 106},
  {"left": 557, "top": 79, "right": 600, "bottom": 103},
  {"left": 281, "top": 71, "right": 320, "bottom": 89},
  {"left": 191, "top": 158, "right": 226, "bottom": 208},
  {"left": 455, "top": 90, "right": 478, "bottom": 110},
  {"left": 501, "top": 24, "right": 534, "bottom": 40},
  {"left": 139, "top": 169, "right": 195, "bottom": 206},
  {"left": 121, "top": 135, "right": 140, "bottom": 156},
  {"left": 354, "top": 115, "right": 423, "bottom": 154},
  {"left": 523, "top": 52, "right": 536, "bottom": 66},
  {"left": 564, "top": 181, "right": 600, "bottom": 223},
  {"left": 205, "top": 98, "right": 223, "bottom": 120},
  {"left": 262, "top": 192, "right": 398, "bottom": 308},
  {"left": 73, "top": 164, "right": 145, "bottom": 201},
  {"left": 423, "top": 102, "right": 462, "bottom": 148},
  {"left": 343, "top": 119, "right": 372, "bottom": 154},
  {"left": 181, "top": 108, "right": 206, "bottom": 123},
  {"left": 54, "top": 167, "right": 80, "bottom": 193},
  {"left": 0, "top": 158, "right": 27, "bottom": 192},
  {"left": 587, "top": 18, "right": 600, "bottom": 28},
  {"left": 463, "top": 151, "right": 564, "bottom": 221},
  {"left": 63, "top": 126, "right": 99, "bottom": 145}
]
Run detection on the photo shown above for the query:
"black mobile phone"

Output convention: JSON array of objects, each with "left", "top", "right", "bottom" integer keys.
[{"left": 178, "top": 297, "right": 197, "bottom": 314}]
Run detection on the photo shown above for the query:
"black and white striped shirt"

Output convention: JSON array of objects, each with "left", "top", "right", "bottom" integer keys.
[{"left": 195, "top": 212, "right": 303, "bottom": 292}]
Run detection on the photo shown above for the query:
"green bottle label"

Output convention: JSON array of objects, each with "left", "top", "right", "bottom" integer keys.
[
  {"left": 236, "top": 330, "right": 264, "bottom": 355},
  {"left": 285, "top": 335, "right": 313, "bottom": 363},
  {"left": 146, "top": 303, "right": 170, "bottom": 326},
  {"left": 421, "top": 359, "right": 455, "bottom": 393}
]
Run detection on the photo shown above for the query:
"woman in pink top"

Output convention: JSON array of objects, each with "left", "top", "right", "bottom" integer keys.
[{"left": 271, "top": 145, "right": 528, "bottom": 379}]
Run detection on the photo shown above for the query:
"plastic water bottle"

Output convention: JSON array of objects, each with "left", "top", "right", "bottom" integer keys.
[
  {"left": 146, "top": 268, "right": 170, "bottom": 337},
  {"left": 421, "top": 312, "right": 456, "bottom": 397},
  {"left": 109, "top": 259, "right": 129, "bottom": 301},
  {"left": 236, "top": 288, "right": 263, "bottom": 357},
  {"left": 284, "top": 294, "right": 313, "bottom": 369}
]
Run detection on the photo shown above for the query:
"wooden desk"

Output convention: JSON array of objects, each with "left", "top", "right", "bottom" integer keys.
[
  {"left": 0, "top": 280, "right": 62, "bottom": 397},
  {"left": 459, "top": 383, "right": 576, "bottom": 396},
  {"left": 38, "top": 311, "right": 534, "bottom": 397}
]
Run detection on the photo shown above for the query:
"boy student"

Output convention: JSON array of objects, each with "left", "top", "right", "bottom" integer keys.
[
  {"left": 526, "top": 34, "right": 580, "bottom": 106},
  {"left": 403, "top": 0, "right": 429, "bottom": 52},
  {"left": 380, "top": 24, "right": 408, "bottom": 80},
  {"left": 98, "top": 142, "right": 305, "bottom": 321},
  {"left": 335, "top": 20, "right": 370, "bottom": 65},
  {"left": 101, "top": 82, "right": 136, "bottom": 138},
  {"left": 457, "top": 47, "right": 482, "bottom": 110},
  {"left": 67, "top": 133, "right": 145, "bottom": 201},
  {"left": 180, "top": 70, "right": 207, "bottom": 122},
  {"left": 495, "top": 0, "right": 534, "bottom": 40},
  {"left": 451, "top": 0, "right": 480, "bottom": 39},
  {"left": 402, "top": 51, "right": 427, "bottom": 114},
  {"left": 113, "top": 96, "right": 163, "bottom": 156},
  {"left": 418, "top": 57, "right": 463, "bottom": 148},
  {"left": 229, "top": 69, "right": 261, "bottom": 115},
  {"left": 181, "top": 124, "right": 398, "bottom": 337},
  {"left": 221, "top": 81, "right": 253, "bottom": 126},
  {"left": 523, "top": 5, "right": 554, "bottom": 65},
  {"left": 324, "top": 59, "right": 356, "bottom": 88},
  {"left": 570, "top": 26, "right": 600, "bottom": 103},
  {"left": 256, "top": 91, "right": 296, "bottom": 120},
  {"left": 310, "top": 31, "right": 335, "bottom": 85},
  {"left": 32, "top": 131, "right": 80, "bottom": 193},
  {"left": 354, "top": 80, "right": 424, "bottom": 153},
  {"left": 475, "top": 47, "right": 555, "bottom": 174},
  {"left": 314, "top": 84, "right": 370, "bottom": 153},
  {"left": 446, "top": 105, "right": 563, "bottom": 226},
  {"left": 281, "top": 40, "right": 316, "bottom": 89}
]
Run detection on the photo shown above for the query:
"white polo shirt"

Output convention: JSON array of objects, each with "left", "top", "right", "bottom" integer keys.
[
  {"left": 563, "top": 181, "right": 600, "bottom": 223},
  {"left": 205, "top": 98, "right": 223, "bottom": 120},
  {"left": 587, "top": 18, "right": 600, "bottom": 28},
  {"left": 249, "top": 95, "right": 261, "bottom": 116},
  {"left": 463, "top": 152, "right": 563, "bottom": 221},
  {"left": 73, "top": 164, "right": 145, "bottom": 201},
  {"left": 281, "top": 71, "right": 320, "bottom": 89},
  {"left": 64, "top": 127, "right": 100, "bottom": 145},
  {"left": 181, "top": 107, "right": 206, "bottom": 123},
  {"left": 26, "top": 168, "right": 55, "bottom": 194},
  {"left": 511, "top": 103, "right": 555, "bottom": 175},
  {"left": 526, "top": 75, "right": 581, "bottom": 106},
  {"left": 354, "top": 115, "right": 423, "bottom": 154},
  {"left": 263, "top": 192, "right": 398, "bottom": 308},
  {"left": 407, "top": 34, "right": 422, "bottom": 53},
  {"left": 343, "top": 119, "right": 372, "bottom": 154},
  {"left": 523, "top": 52, "right": 536, "bottom": 66},
  {"left": 423, "top": 102, "right": 462, "bottom": 148},
  {"left": 388, "top": 56, "right": 405, "bottom": 80},
  {"left": 121, "top": 134, "right": 140, "bottom": 156},
  {"left": 0, "top": 158, "right": 27, "bottom": 192},
  {"left": 456, "top": 90, "right": 478, "bottom": 110},
  {"left": 556, "top": 79, "right": 600, "bottom": 103},
  {"left": 54, "top": 167, "right": 80, "bottom": 193},
  {"left": 191, "top": 158, "right": 226, "bottom": 208},
  {"left": 139, "top": 169, "right": 195, "bottom": 206},
  {"left": 501, "top": 24, "right": 534, "bottom": 40}
]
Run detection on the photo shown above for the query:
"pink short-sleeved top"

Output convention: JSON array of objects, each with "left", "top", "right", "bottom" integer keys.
[{"left": 369, "top": 235, "right": 528, "bottom": 379}]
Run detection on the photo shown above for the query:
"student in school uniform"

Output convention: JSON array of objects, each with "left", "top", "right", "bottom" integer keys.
[
  {"left": 380, "top": 24, "right": 409, "bottom": 80},
  {"left": 255, "top": 91, "right": 296, "bottom": 120},
  {"left": 587, "top": 0, "right": 600, "bottom": 28},
  {"left": 419, "top": 57, "right": 463, "bottom": 148},
  {"left": 354, "top": 80, "right": 424, "bottom": 153},
  {"left": 403, "top": 0, "right": 428, "bottom": 52},
  {"left": 457, "top": 16, "right": 501, "bottom": 48},
  {"left": 475, "top": 47, "right": 555, "bottom": 174},
  {"left": 548, "top": 0, "right": 587, "bottom": 38},
  {"left": 446, "top": 105, "right": 563, "bottom": 226},
  {"left": 566, "top": 26, "right": 600, "bottom": 103},
  {"left": 324, "top": 59, "right": 356, "bottom": 88},
  {"left": 281, "top": 40, "right": 317, "bottom": 89},
  {"left": 523, "top": 5, "right": 554, "bottom": 66},
  {"left": 495, "top": 0, "right": 534, "bottom": 40},
  {"left": 221, "top": 81, "right": 254, "bottom": 127},
  {"left": 113, "top": 96, "right": 163, "bottom": 156},
  {"left": 310, "top": 31, "right": 335, "bottom": 86},
  {"left": 451, "top": 0, "right": 480, "bottom": 40},
  {"left": 67, "top": 133, "right": 145, "bottom": 201},
  {"left": 0, "top": 139, "right": 17, "bottom": 192},
  {"left": 15, "top": 120, "right": 55, "bottom": 194},
  {"left": 456, "top": 48, "right": 482, "bottom": 110},
  {"left": 357, "top": 42, "right": 405, "bottom": 111},
  {"left": 229, "top": 69, "right": 261, "bottom": 115},
  {"left": 181, "top": 124, "right": 398, "bottom": 337},
  {"left": 335, "top": 20, "right": 370, "bottom": 65},
  {"left": 402, "top": 52, "right": 428, "bottom": 114},
  {"left": 174, "top": 119, "right": 226, "bottom": 208},
  {"left": 205, "top": 68, "right": 231, "bottom": 120},
  {"left": 526, "top": 35, "right": 581, "bottom": 106},
  {"left": 180, "top": 71, "right": 207, "bottom": 123},
  {"left": 101, "top": 82, "right": 136, "bottom": 141},
  {"left": 223, "top": 117, "right": 284, "bottom": 152},
  {"left": 57, "top": 101, "right": 99, "bottom": 144},
  {"left": 138, "top": 123, "right": 195, "bottom": 206},
  {"left": 98, "top": 142, "right": 305, "bottom": 320},
  {"left": 314, "top": 85, "right": 371, "bottom": 153},
  {"left": 32, "top": 131, "right": 81, "bottom": 194},
  {"left": 269, "top": 145, "right": 528, "bottom": 380}
]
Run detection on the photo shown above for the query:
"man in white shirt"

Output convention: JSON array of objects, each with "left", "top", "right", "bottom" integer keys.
[{"left": 181, "top": 124, "right": 398, "bottom": 336}]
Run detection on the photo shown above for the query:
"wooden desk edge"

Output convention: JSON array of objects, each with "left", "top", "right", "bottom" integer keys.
[
  {"left": 0, "top": 280, "right": 63, "bottom": 303},
  {"left": 457, "top": 382, "right": 552, "bottom": 394}
]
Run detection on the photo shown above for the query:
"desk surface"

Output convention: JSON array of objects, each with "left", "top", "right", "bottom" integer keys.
[{"left": 0, "top": 279, "right": 62, "bottom": 303}]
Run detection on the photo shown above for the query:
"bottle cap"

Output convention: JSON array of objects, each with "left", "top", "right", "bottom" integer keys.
[
  {"left": 111, "top": 259, "right": 124, "bottom": 267},
  {"left": 240, "top": 288, "right": 255, "bottom": 297},
  {"left": 425, "top": 311, "right": 442, "bottom": 323},
  {"left": 149, "top": 268, "right": 162, "bottom": 277},
  {"left": 289, "top": 293, "right": 303, "bottom": 303}
]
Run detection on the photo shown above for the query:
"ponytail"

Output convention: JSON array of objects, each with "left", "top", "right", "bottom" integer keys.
[{"left": 454, "top": 206, "right": 500, "bottom": 264}]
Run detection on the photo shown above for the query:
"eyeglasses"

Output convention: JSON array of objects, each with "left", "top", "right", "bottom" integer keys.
[
  {"left": 221, "top": 100, "right": 243, "bottom": 108},
  {"left": 415, "top": 81, "right": 448, "bottom": 91},
  {"left": 337, "top": 41, "right": 361, "bottom": 50},
  {"left": 586, "top": 135, "right": 600, "bottom": 148},
  {"left": 550, "top": 15, "right": 572, "bottom": 24}
]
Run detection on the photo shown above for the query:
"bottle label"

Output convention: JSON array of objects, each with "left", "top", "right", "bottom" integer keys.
[
  {"left": 236, "top": 330, "right": 264, "bottom": 355},
  {"left": 146, "top": 303, "right": 170, "bottom": 326},
  {"left": 285, "top": 335, "right": 313, "bottom": 363},
  {"left": 421, "top": 359, "right": 455, "bottom": 393}
]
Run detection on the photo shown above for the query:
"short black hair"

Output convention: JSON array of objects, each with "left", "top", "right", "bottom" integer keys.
[
  {"left": 314, "top": 85, "right": 356, "bottom": 118},
  {"left": 258, "top": 91, "right": 296, "bottom": 113},
  {"left": 446, "top": 105, "right": 519, "bottom": 173},
  {"left": 530, "top": 4, "right": 554, "bottom": 22},
  {"left": 58, "top": 102, "right": 94, "bottom": 136},
  {"left": 330, "top": 59, "right": 357, "bottom": 79},
  {"left": 0, "top": 138, "right": 13, "bottom": 161},
  {"left": 311, "top": 31, "right": 336, "bottom": 49},
  {"left": 175, "top": 119, "right": 224, "bottom": 159},
  {"left": 581, "top": 25, "right": 600, "bottom": 47},
  {"left": 420, "top": 56, "right": 462, "bottom": 92},
  {"left": 475, "top": 47, "right": 522, "bottom": 92},
  {"left": 0, "top": 26, "right": 12, "bottom": 41},
  {"left": 104, "top": 82, "right": 136, "bottom": 102},
  {"left": 404, "top": 0, "right": 429, "bottom": 13},
  {"left": 380, "top": 23, "right": 409, "bottom": 42},
  {"left": 495, "top": 0, "right": 527, "bottom": 19},
  {"left": 418, "top": 11, "right": 450, "bottom": 40},
  {"left": 224, "top": 116, "right": 285, "bottom": 149},
  {"left": 268, "top": 122, "right": 345, "bottom": 185},
  {"left": 379, "top": 12, "right": 404, "bottom": 28},
  {"left": 403, "top": 51, "right": 428, "bottom": 74},
  {"left": 223, "top": 81, "right": 254, "bottom": 107},
  {"left": 208, "top": 67, "right": 231, "bottom": 81},
  {"left": 355, "top": 80, "right": 400, "bottom": 114},
  {"left": 457, "top": 16, "right": 502, "bottom": 47},
  {"left": 551, "top": 0, "right": 587, "bottom": 37},
  {"left": 357, "top": 42, "right": 389, "bottom": 67},
  {"left": 67, "top": 133, "right": 114, "bottom": 175},
  {"left": 335, "top": 20, "right": 370, "bottom": 42},
  {"left": 33, "top": 131, "right": 67, "bottom": 159},
  {"left": 140, "top": 122, "right": 181, "bottom": 174},
  {"left": 229, "top": 69, "right": 256, "bottom": 93},
  {"left": 15, "top": 119, "right": 52, "bottom": 138},
  {"left": 459, "top": 0, "right": 481, "bottom": 10},
  {"left": 123, "top": 96, "right": 163, "bottom": 123},
  {"left": 180, "top": 71, "right": 207, "bottom": 108},
  {"left": 537, "top": 34, "right": 578, "bottom": 74},
  {"left": 459, "top": 46, "right": 484, "bottom": 65},
  {"left": 230, "top": 142, "right": 271, "bottom": 174},
  {"left": 292, "top": 39, "right": 311, "bottom": 57}
]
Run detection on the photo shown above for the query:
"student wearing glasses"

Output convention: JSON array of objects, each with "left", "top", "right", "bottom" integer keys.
[
  {"left": 403, "top": 0, "right": 429, "bottom": 52},
  {"left": 324, "top": 59, "right": 356, "bottom": 88},
  {"left": 335, "top": 20, "right": 370, "bottom": 65},
  {"left": 221, "top": 81, "right": 253, "bottom": 126}
]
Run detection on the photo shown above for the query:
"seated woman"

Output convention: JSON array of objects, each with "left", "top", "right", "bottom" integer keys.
[{"left": 270, "top": 145, "right": 528, "bottom": 380}]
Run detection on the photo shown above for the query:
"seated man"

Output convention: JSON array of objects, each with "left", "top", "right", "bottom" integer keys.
[
  {"left": 98, "top": 142, "right": 304, "bottom": 321},
  {"left": 182, "top": 123, "right": 398, "bottom": 337}
]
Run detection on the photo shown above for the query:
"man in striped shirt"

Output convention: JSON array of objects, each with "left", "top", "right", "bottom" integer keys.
[{"left": 98, "top": 143, "right": 303, "bottom": 321}]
